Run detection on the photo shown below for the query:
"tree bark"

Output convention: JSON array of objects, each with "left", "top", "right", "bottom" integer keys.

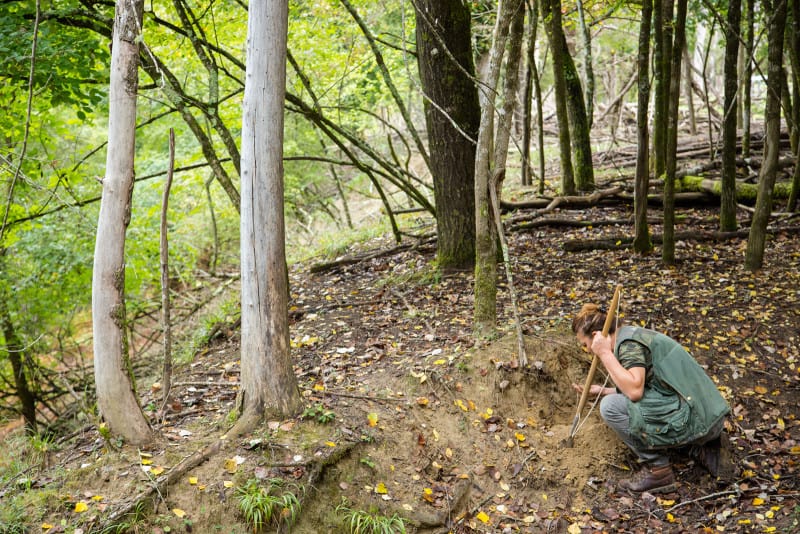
[
  {"left": 235, "top": 0, "right": 302, "bottom": 433},
  {"left": 92, "top": 0, "right": 152, "bottom": 445},
  {"left": 662, "top": 0, "right": 687, "bottom": 265},
  {"left": 721, "top": 0, "right": 742, "bottom": 231},
  {"left": 542, "top": 0, "right": 575, "bottom": 194},
  {"left": 576, "top": 0, "right": 595, "bottom": 130},
  {"left": 746, "top": 0, "right": 787, "bottom": 270},
  {"left": 634, "top": 0, "right": 654, "bottom": 254},
  {"left": 742, "top": 0, "right": 755, "bottom": 158},
  {"left": 414, "top": 0, "right": 481, "bottom": 271},
  {"left": 474, "top": 0, "right": 515, "bottom": 337}
]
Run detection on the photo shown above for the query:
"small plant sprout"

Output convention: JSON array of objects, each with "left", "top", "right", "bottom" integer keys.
[{"left": 300, "top": 403, "right": 335, "bottom": 424}]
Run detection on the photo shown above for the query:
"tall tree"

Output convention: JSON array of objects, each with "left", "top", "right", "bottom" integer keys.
[
  {"left": 92, "top": 0, "right": 152, "bottom": 445},
  {"left": 721, "top": 0, "right": 742, "bottom": 231},
  {"left": 414, "top": 0, "right": 480, "bottom": 270},
  {"left": 542, "top": 0, "right": 575, "bottom": 194},
  {"left": 234, "top": 0, "right": 302, "bottom": 433},
  {"left": 746, "top": 0, "right": 787, "bottom": 269},
  {"left": 661, "top": 0, "right": 687, "bottom": 265},
  {"left": 742, "top": 0, "right": 756, "bottom": 158},
  {"left": 633, "top": 0, "right": 654, "bottom": 254},
  {"left": 473, "top": 0, "right": 518, "bottom": 337}
]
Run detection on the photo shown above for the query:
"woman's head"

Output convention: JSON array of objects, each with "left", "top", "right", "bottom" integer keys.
[{"left": 571, "top": 303, "right": 617, "bottom": 338}]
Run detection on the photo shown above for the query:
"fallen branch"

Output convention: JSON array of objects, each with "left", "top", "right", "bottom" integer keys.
[{"left": 562, "top": 225, "right": 800, "bottom": 251}]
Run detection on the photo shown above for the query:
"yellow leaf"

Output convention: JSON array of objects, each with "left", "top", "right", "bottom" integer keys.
[
  {"left": 568, "top": 524, "right": 582, "bottom": 534},
  {"left": 666, "top": 513, "right": 676, "bottom": 523},
  {"left": 753, "top": 497, "right": 765, "bottom": 506},
  {"left": 367, "top": 413, "right": 378, "bottom": 427},
  {"left": 313, "top": 383, "right": 325, "bottom": 391},
  {"left": 468, "top": 400, "right": 476, "bottom": 410},
  {"left": 150, "top": 466, "right": 164, "bottom": 476},
  {"left": 738, "top": 519, "right": 751, "bottom": 525},
  {"left": 223, "top": 480, "right": 234, "bottom": 488},
  {"left": 515, "top": 432, "right": 526, "bottom": 442},
  {"left": 445, "top": 448, "right": 453, "bottom": 459},
  {"left": 777, "top": 418, "right": 785, "bottom": 430},
  {"left": 74, "top": 502, "right": 88, "bottom": 513},
  {"left": 91, "top": 495, "right": 104, "bottom": 502},
  {"left": 755, "top": 386, "right": 768, "bottom": 394},
  {"left": 476, "top": 511, "right": 490, "bottom": 524},
  {"left": 41, "top": 524, "right": 54, "bottom": 530},
  {"left": 224, "top": 458, "right": 238, "bottom": 474},
  {"left": 416, "top": 397, "right": 429, "bottom": 407},
  {"left": 189, "top": 477, "right": 198, "bottom": 485},
  {"left": 325, "top": 441, "right": 336, "bottom": 447},
  {"left": 455, "top": 399, "right": 468, "bottom": 412},
  {"left": 375, "top": 482, "right": 388, "bottom": 494},
  {"left": 657, "top": 497, "right": 676, "bottom": 506},
  {"left": 173, "top": 508, "right": 186, "bottom": 518},
  {"left": 433, "top": 359, "right": 446, "bottom": 365},
  {"left": 140, "top": 459, "right": 153, "bottom": 465}
]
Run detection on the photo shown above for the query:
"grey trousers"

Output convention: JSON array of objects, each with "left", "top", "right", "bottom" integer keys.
[{"left": 599, "top": 393, "right": 723, "bottom": 467}]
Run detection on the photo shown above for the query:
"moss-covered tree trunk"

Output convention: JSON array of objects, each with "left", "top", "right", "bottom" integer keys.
[
  {"left": 746, "top": 0, "right": 786, "bottom": 270},
  {"left": 721, "top": 0, "right": 742, "bottom": 231},
  {"left": 634, "top": 0, "right": 654, "bottom": 254},
  {"left": 415, "top": 0, "right": 480, "bottom": 270},
  {"left": 662, "top": 0, "right": 686, "bottom": 265},
  {"left": 542, "top": 0, "right": 575, "bottom": 194},
  {"left": 653, "top": 0, "right": 674, "bottom": 180},
  {"left": 787, "top": 0, "right": 800, "bottom": 211}
]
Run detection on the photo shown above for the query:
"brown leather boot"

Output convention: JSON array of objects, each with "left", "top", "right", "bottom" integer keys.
[{"left": 618, "top": 464, "right": 676, "bottom": 493}]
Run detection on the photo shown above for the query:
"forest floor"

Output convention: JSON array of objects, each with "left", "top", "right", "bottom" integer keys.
[{"left": 4, "top": 146, "right": 800, "bottom": 533}]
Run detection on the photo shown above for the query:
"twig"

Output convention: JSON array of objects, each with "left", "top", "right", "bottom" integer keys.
[{"left": 663, "top": 489, "right": 741, "bottom": 514}]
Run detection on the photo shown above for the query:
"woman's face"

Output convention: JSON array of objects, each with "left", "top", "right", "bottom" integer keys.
[{"left": 576, "top": 332, "right": 593, "bottom": 353}]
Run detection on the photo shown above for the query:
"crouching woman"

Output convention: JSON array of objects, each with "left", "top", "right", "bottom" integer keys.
[{"left": 571, "top": 304, "right": 730, "bottom": 493}]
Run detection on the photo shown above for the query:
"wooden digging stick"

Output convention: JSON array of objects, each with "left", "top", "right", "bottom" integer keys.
[{"left": 568, "top": 284, "right": 622, "bottom": 441}]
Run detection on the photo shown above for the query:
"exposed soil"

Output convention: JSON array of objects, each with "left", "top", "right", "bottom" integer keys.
[{"left": 14, "top": 194, "right": 800, "bottom": 534}]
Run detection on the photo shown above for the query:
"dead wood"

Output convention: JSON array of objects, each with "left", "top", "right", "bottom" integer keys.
[
  {"left": 562, "top": 225, "right": 800, "bottom": 251},
  {"left": 309, "top": 236, "right": 435, "bottom": 274},
  {"left": 501, "top": 186, "right": 623, "bottom": 213}
]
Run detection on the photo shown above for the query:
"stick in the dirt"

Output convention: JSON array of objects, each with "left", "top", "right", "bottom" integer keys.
[
  {"left": 488, "top": 168, "right": 528, "bottom": 368},
  {"left": 568, "top": 284, "right": 622, "bottom": 444}
]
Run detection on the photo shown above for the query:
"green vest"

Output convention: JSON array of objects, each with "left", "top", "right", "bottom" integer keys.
[{"left": 616, "top": 326, "right": 730, "bottom": 449}]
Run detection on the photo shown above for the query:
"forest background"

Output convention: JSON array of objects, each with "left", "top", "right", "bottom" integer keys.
[{"left": 0, "top": 0, "right": 799, "bottom": 532}]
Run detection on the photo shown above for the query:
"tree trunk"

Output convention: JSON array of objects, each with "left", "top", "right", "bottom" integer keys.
[
  {"left": 788, "top": 0, "right": 800, "bottom": 211},
  {"left": 542, "top": 0, "right": 575, "bottom": 194},
  {"left": 653, "top": 0, "right": 674, "bottom": 179},
  {"left": 634, "top": 0, "right": 654, "bottom": 254},
  {"left": 0, "top": 253, "right": 36, "bottom": 433},
  {"left": 92, "top": 0, "right": 152, "bottom": 445},
  {"left": 474, "top": 0, "right": 515, "bottom": 337},
  {"left": 662, "top": 0, "right": 687, "bottom": 265},
  {"left": 742, "top": 0, "right": 755, "bottom": 158},
  {"left": 235, "top": 0, "right": 302, "bottom": 433},
  {"left": 494, "top": 0, "right": 525, "bottom": 173},
  {"left": 746, "top": 0, "right": 786, "bottom": 270},
  {"left": 721, "top": 0, "right": 742, "bottom": 231},
  {"left": 576, "top": 0, "right": 594, "bottom": 130},
  {"left": 415, "top": 0, "right": 481, "bottom": 271}
]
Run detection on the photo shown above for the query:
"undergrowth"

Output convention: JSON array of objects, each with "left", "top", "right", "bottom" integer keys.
[
  {"left": 335, "top": 500, "right": 407, "bottom": 534},
  {"left": 236, "top": 477, "right": 303, "bottom": 531}
]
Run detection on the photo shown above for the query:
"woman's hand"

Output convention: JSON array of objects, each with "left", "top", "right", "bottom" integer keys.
[{"left": 571, "top": 383, "right": 610, "bottom": 397}]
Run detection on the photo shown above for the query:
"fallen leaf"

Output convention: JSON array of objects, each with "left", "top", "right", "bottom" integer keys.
[
  {"left": 189, "top": 477, "right": 198, "bottom": 485},
  {"left": 173, "top": 508, "right": 186, "bottom": 518},
  {"left": 375, "top": 482, "right": 388, "bottom": 494},
  {"left": 74, "top": 502, "right": 88, "bottom": 513},
  {"left": 367, "top": 413, "right": 378, "bottom": 427},
  {"left": 224, "top": 458, "right": 237, "bottom": 474},
  {"left": 476, "top": 511, "right": 490, "bottom": 524}
]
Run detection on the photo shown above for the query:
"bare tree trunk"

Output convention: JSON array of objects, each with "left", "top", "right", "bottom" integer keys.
[
  {"left": 92, "top": 0, "right": 152, "bottom": 445},
  {"left": 474, "top": 0, "right": 516, "bottom": 337},
  {"left": 576, "top": 0, "right": 594, "bottom": 130},
  {"left": 415, "top": 0, "right": 481, "bottom": 270},
  {"left": 662, "top": 0, "right": 687, "bottom": 265},
  {"left": 742, "top": 0, "right": 755, "bottom": 158},
  {"left": 160, "top": 130, "right": 175, "bottom": 409},
  {"left": 684, "top": 46, "right": 697, "bottom": 134},
  {"left": 235, "top": 0, "right": 302, "bottom": 433},
  {"left": 542, "top": 0, "right": 575, "bottom": 194},
  {"left": 634, "top": 0, "right": 654, "bottom": 254},
  {"left": 746, "top": 0, "right": 787, "bottom": 270},
  {"left": 721, "top": 0, "right": 742, "bottom": 231}
]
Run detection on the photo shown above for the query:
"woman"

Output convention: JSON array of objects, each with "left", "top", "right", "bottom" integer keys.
[{"left": 571, "top": 304, "right": 729, "bottom": 493}]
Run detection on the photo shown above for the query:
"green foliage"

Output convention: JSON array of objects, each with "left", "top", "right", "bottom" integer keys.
[
  {"left": 335, "top": 500, "right": 406, "bottom": 534},
  {"left": 237, "top": 478, "right": 303, "bottom": 531},
  {"left": 301, "top": 403, "right": 336, "bottom": 424}
]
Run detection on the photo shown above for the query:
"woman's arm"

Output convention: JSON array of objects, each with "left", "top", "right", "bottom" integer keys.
[{"left": 590, "top": 332, "right": 646, "bottom": 401}]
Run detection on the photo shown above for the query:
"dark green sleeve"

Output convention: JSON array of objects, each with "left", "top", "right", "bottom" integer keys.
[{"left": 617, "top": 340, "right": 649, "bottom": 370}]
